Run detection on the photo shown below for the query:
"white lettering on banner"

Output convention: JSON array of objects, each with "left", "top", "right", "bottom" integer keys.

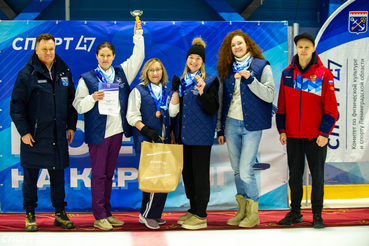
[
  {"left": 11, "top": 120, "right": 133, "bottom": 156},
  {"left": 11, "top": 169, "right": 51, "bottom": 189},
  {"left": 70, "top": 168, "right": 91, "bottom": 188},
  {"left": 210, "top": 166, "right": 214, "bottom": 186},
  {"left": 215, "top": 166, "right": 233, "bottom": 186},
  {"left": 11, "top": 36, "right": 96, "bottom": 51},
  {"left": 37, "top": 169, "right": 50, "bottom": 188},
  {"left": 64, "top": 37, "right": 73, "bottom": 50},
  {"left": 11, "top": 169, "right": 23, "bottom": 188},
  {"left": 116, "top": 168, "right": 138, "bottom": 188},
  {"left": 10, "top": 166, "right": 236, "bottom": 190},
  {"left": 11, "top": 168, "right": 139, "bottom": 189},
  {"left": 55, "top": 37, "right": 63, "bottom": 46},
  {"left": 25, "top": 38, "right": 36, "bottom": 50},
  {"left": 75, "top": 35, "right": 95, "bottom": 52},
  {"left": 327, "top": 59, "right": 342, "bottom": 150},
  {"left": 12, "top": 37, "right": 23, "bottom": 50}
]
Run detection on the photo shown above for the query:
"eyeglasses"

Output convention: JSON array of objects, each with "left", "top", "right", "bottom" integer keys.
[{"left": 148, "top": 68, "right": 162, "bottom": 73}]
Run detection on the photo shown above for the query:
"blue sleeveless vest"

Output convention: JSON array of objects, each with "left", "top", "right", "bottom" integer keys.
[
  {"left": 81, "top": 66, "right": 132, "bottom": 144},
  {"left": 132, "top": 84, "right": 171, "bottom": 153},
  {"left": 221, "top": 58, "right": 272, "bottom": 132},
  {"left": 175, "top": 74, "right": 218, "bottom": 146}
]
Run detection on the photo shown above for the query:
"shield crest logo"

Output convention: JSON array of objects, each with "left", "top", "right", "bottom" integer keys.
[
  {"left": 349, "top": 11, "right": 367, "bottom": 34},
  {"left": 61, "top": 77, "right": 69, "bottom": 86}
]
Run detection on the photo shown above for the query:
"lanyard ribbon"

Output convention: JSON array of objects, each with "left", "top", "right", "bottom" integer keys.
[
  {"left": 232, "top": 57, "right": 253, "bottom": 73},
  {"left": 147, "top": 83, "right": 168, "bottom": 111},
  {"left": 178, "top": 70, "right": 201, "bottom": 97}
]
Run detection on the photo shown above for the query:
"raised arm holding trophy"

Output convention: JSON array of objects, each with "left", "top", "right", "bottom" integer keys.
[{"left": 131, "top": 10, "right": 143, "bottom": 35}]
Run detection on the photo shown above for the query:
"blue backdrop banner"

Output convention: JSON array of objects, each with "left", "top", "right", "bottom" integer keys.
[{"left": 0, "top": 20, "right": 288, "bottom": 212}]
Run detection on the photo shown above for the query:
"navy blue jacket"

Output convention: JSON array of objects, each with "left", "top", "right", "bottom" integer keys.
[
  {"left": 132, "top": 84, "right": 171, "bottom": 153},
  {"left": 175, "top": 74, "right": 219, "bottom": 146},
  {"left": 10, "top": 52, "right": 77, "bottom": 170},
  {"left": 219, "top": 59, "right": 272, "bottom": 134},
  {"left": 80, "top": 66, "right": 132, "bottom": 144}
]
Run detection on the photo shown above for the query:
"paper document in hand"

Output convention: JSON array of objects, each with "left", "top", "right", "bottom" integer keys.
[{"left": 98, "top": 82, "right": 120, "bottom": 116}]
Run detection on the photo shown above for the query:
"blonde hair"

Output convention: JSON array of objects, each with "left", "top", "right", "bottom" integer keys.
[
  {"left": 139, "top": 58, "right": 169, "bottom": 86},
  {"left": 181, "top": 37, "right": 206, "bottom": 79}
]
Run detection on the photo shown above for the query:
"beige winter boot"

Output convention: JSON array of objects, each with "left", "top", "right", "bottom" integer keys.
[
  {"left": 239, "top": 199, "right": 260, "bottom": 228},
  {"left": 227, "top": 195, "right": 247, "bottom": 226}
]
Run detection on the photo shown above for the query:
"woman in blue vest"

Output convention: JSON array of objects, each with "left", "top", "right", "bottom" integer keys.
[
  {"left": 73, "top": 23, "right": 144, "bottom": 230},
  {"left": 127, "top": 58, "right": 173, "bottom": 229},
  {"left": 216, "top": 30, "right": 276, "bottom": 228},
  {"left": 170, "top": 37, "right": 219, "bottom": 230}
]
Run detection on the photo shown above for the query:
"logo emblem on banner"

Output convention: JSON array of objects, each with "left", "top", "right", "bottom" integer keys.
[{"left": 349, "top": 11, "right": 367, "bottom": 34}]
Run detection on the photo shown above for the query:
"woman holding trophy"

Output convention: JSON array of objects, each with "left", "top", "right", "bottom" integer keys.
[
  {"left": 73, "top": 21, "right": 144, "bottom": 231},
  {"left": 127, "top": 58, "right": 176, "bottom": 230},
  {"left": 170, "top": 37, "right": 219, "bottom": 230}
]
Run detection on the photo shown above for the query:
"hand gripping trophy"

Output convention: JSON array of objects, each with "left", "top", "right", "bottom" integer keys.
[{"left": 130, "top": 10, "right": 143, "bottom": 35}]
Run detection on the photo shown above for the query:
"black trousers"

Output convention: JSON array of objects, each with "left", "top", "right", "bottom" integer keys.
[
  {"left": 286, "top": 137, "right": 327, "bottom": 215},
  {"left": 22, "top": 167, "right": 67, "bottom": 214},
  {"left": 182, "top": 144, "right": 212, "bottom": 218},
  {"left": 140, "top": 192, "right": 168, "bottom": 219}
]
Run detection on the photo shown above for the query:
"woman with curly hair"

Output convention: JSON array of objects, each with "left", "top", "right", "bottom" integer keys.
[
  {"left": 170, "top": 37, "right": 219, "bottom": 230},
  {"left": 216, "top": 30, "right": 276, "bottom": 228}
]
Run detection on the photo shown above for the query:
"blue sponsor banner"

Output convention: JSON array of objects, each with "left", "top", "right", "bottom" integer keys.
[{"left": 0, "top": 21, "right": 288, "bottom": 212}]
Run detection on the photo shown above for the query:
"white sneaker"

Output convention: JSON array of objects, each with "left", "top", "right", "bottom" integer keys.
[
  {"left": 94, "top": 218, "right": 113, "bottom": 231},
  {"left": 139, "top": 214, "right": 160, "bottom": 229}
]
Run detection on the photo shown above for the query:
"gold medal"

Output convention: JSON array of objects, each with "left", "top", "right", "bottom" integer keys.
[
  {"left": 234, "top": 73, "right": 241, "bottom": 79},
  {"left": 156, "top": 111, "right": 162, "bottom": 118}
]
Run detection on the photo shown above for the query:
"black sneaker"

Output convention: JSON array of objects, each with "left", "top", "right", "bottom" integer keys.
[
  {"left": 54, "top": 211, "right": 76, "bottom": 229},
  {"left": 25, "top": 212, "right": 38, "bottom": 232},
  {"left": 313, "top": 214, "right": 325, "bottom": 229},
  {"left": 279, "top": 211, "right": 303, "bottom": 225}
]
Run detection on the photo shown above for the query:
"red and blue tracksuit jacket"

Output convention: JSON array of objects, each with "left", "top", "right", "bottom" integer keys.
[{"left": 276, "top": 52, "right": 338, "bottom": 139}]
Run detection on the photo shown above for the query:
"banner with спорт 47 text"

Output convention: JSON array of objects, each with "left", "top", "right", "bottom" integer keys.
[
  {"left": 316, "top": 0, "right": 369, "bottom": 162},
  {"left": 0, "top": 20, "right": 288, "bottom": 212}
]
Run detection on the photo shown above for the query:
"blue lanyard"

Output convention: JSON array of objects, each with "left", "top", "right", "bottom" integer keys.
[
  {"left": 147, "top": 83, "right": 168, "bottom": 111},
  {"left": 232, "top": 57, "right": 253, "bottom": 73},
  {"left": 95, "top": 69, "right": 108, "bottom": 83},
  {"left": 179, "top": 70, "right": 201, "bottom": 97}
]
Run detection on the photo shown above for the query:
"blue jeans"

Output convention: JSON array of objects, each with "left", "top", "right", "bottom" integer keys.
[{"left": 225, "top": 117, "right": 262, "bottom": 202}]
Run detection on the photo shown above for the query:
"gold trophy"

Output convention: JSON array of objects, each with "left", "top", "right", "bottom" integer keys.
[{"left": 130, "top": 10, "right": 143, "bottom": 35}]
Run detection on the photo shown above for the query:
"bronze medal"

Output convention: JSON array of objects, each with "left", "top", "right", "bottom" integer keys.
[
  {"left": 156, "top": 111, "right": 162, "bottom": 118},
  {"left": 234, "top": 73, "right": 241, "bottom": 80}
]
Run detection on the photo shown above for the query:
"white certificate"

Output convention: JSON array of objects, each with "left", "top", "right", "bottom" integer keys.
[{"left": 98, "top": 82, "right": 120, "bottom": 116}]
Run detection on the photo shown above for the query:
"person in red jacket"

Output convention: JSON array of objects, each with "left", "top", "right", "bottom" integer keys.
[{"left": 276, "top": 32, "right": 338, "bottom": 229}]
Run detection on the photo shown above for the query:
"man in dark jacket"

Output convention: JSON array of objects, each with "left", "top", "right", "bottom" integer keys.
[
  {"left": 10, "top": 33, "right": 78, "bottom": 232},
  {"left": 276, "top": 32, "right": 338, "bottom": 229}
]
